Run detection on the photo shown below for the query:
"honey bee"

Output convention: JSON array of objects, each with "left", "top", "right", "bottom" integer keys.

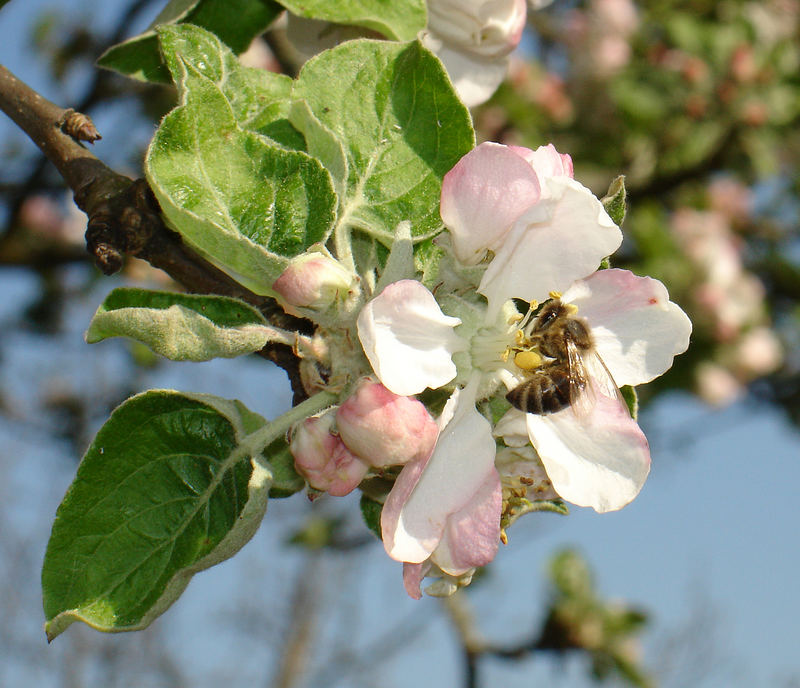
[{"left": 506, "top": 298, "right": 624, "bottom": 416}]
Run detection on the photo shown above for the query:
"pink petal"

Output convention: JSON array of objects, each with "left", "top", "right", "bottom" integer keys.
[
  {"left": 402, "top": 561, "right": 431, "bottom": 600},
  {"left": 562, "top": 269, "right": 692, "bottom": 386},
  {"left": 479, "top": 177, "right": 621, "bottom": 315},
  {"left": 381, "top": 386, "right": 497, "bottom": 563},
  {"left": 525, "top": 392, "right": 651, "bottom": 513},
  {"left": 441, "top": 142, "right": 542, "bottom": 265},
  {"left": 509, "top": 143, "right": 574, "bottom": 180},
  {"left": 357, "top": 280, "right": 463, "bottom": 396},
  {"left": 431, "top": 469, "right": 502, "bottom": 575}
]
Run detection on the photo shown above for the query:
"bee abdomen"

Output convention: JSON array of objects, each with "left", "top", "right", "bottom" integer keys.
[{"left": 506, "top": 372, "right": 572, "bottom": 415}]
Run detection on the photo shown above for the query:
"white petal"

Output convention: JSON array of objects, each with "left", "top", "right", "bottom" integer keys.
[
  {"left": 562, "top": 269, "right": 693, "bottom": 386},
  {"left": 493, "top": 407, "right": 530, "bottom": 447},
  {"left": 526, "top": 394, "right": 651, "bottom": 513},
  {"left": 357, "top": 280, "right": 464, "bottom": 396},
  {"left": 423, "top": 32, "right": 511, "bottom": 107},
  {"left": 382, "top": 383, "right": 498, "bottom": 563},
  {"left": 479, "top": 177, "right": 621, "bottom": 316}
]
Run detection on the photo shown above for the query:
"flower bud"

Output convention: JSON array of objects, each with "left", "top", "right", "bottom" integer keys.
[
  {"left": 290, "top": 412, "right": 368, "bottom": 496},
  {"left": 336, "top": 380, "right": 439, "bottom": 468},
  {"left": 272, "top": 252, "right": 356, "bottom": 312},
  {"left": 428, "top": 0, "right": 526, "bottom": 59}
]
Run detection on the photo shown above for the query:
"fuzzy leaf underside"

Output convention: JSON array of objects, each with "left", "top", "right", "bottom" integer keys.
[{"left": 85, "top": 288, "right": 271, "bottom": 360}]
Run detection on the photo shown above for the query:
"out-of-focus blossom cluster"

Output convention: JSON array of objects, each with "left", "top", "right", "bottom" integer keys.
[
  {"left": 671, "top": 180, "right": 783, "bottom": 405},
  {"left": 564, "top": 0, "right": 639, "bottom": 77}
]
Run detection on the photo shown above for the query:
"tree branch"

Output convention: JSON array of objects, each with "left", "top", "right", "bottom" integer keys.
[{"left": 0, "top": 63, "right": 309, "bottom": 401}]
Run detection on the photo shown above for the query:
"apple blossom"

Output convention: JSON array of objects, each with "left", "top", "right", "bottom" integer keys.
[
  {"left": 290, "top": 412, "right": 368, "bottom": 497},
  {"left": 336, "top": 379, "right": 439, "bottom": 468},
  {"left": 355, "top": 142, "right": 691, "bottom": 591}
]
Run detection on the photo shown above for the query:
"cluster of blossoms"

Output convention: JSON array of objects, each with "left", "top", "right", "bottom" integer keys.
[
  {"left": 278, "top": 142, "right": 691, "bottom": 598},
  {"left": 670, "top": 185, "right": 782, "bottom": 406}
]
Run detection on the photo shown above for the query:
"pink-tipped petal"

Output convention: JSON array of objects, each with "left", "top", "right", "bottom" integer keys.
[
  {"left": 431, "top": 469, "right": 502, "bottom": 575},
  {"left": 441, "top": 142, "right": 542, "bottom": 264},
  {"left": 381, "top": 386, "right": 497, "bottom": 563},
  {"left": 479, "top": 177, "right": 621, "bottom": 314},
  {"left": 562, "top": 269, "right": 692, "bottom": 386},
  {"left": 509, "top": 143, "right": 574, "bottom": 180},
  {"left": 525, "top": 393, "right": 651, "bottom": 513},
  {"left": 357, "top": 280, "right": 463, "bottom": 396}
]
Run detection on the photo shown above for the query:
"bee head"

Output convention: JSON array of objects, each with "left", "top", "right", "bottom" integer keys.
[{"left": 531, "top": 299, "right": 569, "bottom": 332}]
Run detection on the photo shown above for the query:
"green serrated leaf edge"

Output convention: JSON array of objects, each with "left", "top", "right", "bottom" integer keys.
[{"left": 43, "top": 391, "right": 272, "bottom": 640}]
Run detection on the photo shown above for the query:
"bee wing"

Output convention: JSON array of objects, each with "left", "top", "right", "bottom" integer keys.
[{"left": 566, "top": 338, "right": 630, "bottom": 420}]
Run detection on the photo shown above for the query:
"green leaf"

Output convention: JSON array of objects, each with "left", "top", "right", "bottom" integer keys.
[
  {"left": 293, "top": 39, "right": 474, "bottom": 247},
  {"left": 85, "top": 288, "right": 271, "bottom": 361},
  {"left": 601, "top": 175, "right": 627, "bottom": 227},
  {"left": 360, "top": 494, "right": 383, "bottom": 539},
  {"left": 97, "top": 0, "right": 282, "bottom": 82},
  {"left": 42, "top": 391, "right": 273, "bottom": 639},
  {"left": 159, "top": 24, "right": 304, "bottom": 148},
  {"left": 278, "top": 0, "right": 427, "bottom": 41},
  {"left": 146, "top": 62, "right": 337, "bottom": 295}
]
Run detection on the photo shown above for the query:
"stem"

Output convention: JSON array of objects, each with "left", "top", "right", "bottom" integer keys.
[
  {"left": 240, "top": 390, "right": 337, "bottom": 456},
  {"left": 334, "top": 222, "right": 356, "bottom": 274}
]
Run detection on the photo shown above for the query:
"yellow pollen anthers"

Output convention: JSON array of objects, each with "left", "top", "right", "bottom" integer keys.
[{"left": 514, "top": 350, "right": 542, "bottom": 371}]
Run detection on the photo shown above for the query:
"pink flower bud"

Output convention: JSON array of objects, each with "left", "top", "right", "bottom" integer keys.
[
  {"left": 336, "top": 380, "right": 439, "bottom": 468},
  {"left": 272, "top": 252, "right": 355, "bottom": 312},
  {"left": 290, "top": 413, "right": 368, "bottom": 496}
]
